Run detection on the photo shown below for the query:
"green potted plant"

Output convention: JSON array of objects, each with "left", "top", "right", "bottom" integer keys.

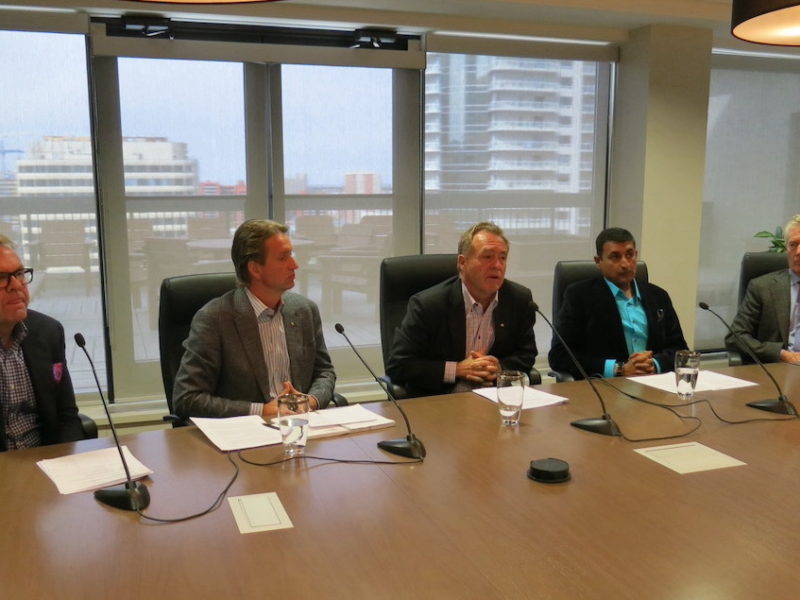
[{"left": 754, "top": 226, "right": 786, "bottom": 253}]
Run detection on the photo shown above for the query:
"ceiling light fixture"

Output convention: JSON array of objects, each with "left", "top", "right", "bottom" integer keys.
[{"left": 732, "top": 0, "right": 800, "bottom": 45}]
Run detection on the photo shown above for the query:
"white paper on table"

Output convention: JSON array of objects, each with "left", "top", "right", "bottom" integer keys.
[
  {"left": 634, "top": 442, "right": 746, "bottom": 474},
  {"left": 307, "top": 404, "right": 387, "bottom": 428},
  {"left": 228, "top": 492, "right": 293, "bottom": 534},
  {"left": 627, "top": 370, "right": 758, "bottom": 394},
  {"left": 473, "top": 386, "right": 568, "bottom": 409},
  {"left": 192, "top": 415, "right": 282, "bottom": 451},
  {"left": 37, "top": 446, "right": 153, "bottom": 495}
]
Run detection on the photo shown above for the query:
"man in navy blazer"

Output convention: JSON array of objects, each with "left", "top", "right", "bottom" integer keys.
[
  {"left": 548, "top": 227, "right": 687, "bottom": 380},
  {"left": 0, "top": 236, "right": 82, "bottom": 451},
  {"left": 387, "top": 222, "right": 537, "bottom": 397},
  {"left": 726, "top": 215, "right": 800, "bottom": 364},
  {"left": 173, "top": 220, "right": 335, "bottom": 419}
]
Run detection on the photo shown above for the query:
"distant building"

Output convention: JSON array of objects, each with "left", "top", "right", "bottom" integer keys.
[
  {"left": 344, "top": 172, "right": 381, "bottom": 194},
  {"left": 198, "top": 180, "right": 247, "bottom": 195},
  {"left": 16, "top": 136, "right": 198, "bottom": 196},
  {"left": 425, "top": 55, "right": 596, "bottom": 192},
  {"left": 285, "top": 173, "right": 308, "bottom": 195}
]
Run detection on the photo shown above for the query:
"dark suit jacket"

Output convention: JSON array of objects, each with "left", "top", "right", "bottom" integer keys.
[
  {"left": 173, "top": 288, "right": 336, "bottom": 418},
  {"left": 725, "top": 269, "right": 791, "bottom": 363},
  {"left": 548, "top": 278, "right": 687, "bottom": 380},
  {"left": 386, "top": 276, "right": 537, "bottom": 397},
  {"left": 0, "top": 310, "right": 83, "bottom": 451}
]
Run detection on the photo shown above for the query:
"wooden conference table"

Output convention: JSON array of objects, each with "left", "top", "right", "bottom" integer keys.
[{"left": 3, "top": 364, "right": 800, "bottom": 599}]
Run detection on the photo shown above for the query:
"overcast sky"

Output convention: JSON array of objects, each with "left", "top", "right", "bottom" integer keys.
[{"left": 1, "top": 30, "right": 392, "bottom": 187}]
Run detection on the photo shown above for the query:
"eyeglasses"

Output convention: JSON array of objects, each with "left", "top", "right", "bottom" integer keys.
[{"left": 0, "top": 268, "right": 34, "bottom": 289}]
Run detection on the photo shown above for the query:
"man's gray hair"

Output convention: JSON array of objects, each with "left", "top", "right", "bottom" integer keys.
[
  {"left": 231, "top": 219, "right": 289, "bottom": 285},
  {"left": 784, "top": 215, "right": 800, "bottom": 241},
  {"left": 457, "top": 222, "right": 509, "bottom": 257},
  {"left": 0, "top": 234, "right": 14, "bottom": 250}
]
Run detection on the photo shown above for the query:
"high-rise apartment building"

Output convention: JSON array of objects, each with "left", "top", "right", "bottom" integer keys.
[{"left": 425, "top": 54, "right": 597, "bottom": 193}]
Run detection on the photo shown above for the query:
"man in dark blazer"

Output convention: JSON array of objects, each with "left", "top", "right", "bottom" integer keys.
[
  {"left": 173, "top": 220, "right": 335, "bottom": 419},
  {"left": 726, "top": 215, "right": 800, "bottom": 364},
  {"left": 0, "top": 236, "right": 82, "bottom": 451},
  {"left": 548, "top": 227, "right": 687, "bottom": 380},
  {"left": 387, "top": 222, "right": 537, "bottom": 397}
]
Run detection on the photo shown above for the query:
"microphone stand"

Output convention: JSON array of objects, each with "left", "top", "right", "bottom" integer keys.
[
  {"left": 335, "top": 324, "right": 426, "bottom": 459},
  {"left": 75, "top": 333, "right": 151, "bottom": 510},
  {"left": 536, "top": 305, "right": 621, "bottom": 436},
  {"left": 698, "top": 302, "right": 797, "bottom": 416}
]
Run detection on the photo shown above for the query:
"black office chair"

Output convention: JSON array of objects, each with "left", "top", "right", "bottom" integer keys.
[
  {"left": 728, "top": 251, "right": 788, "bottom": 365},
  {"left": 549, "top": 260, "right": 649, "bottom": 382},
  {"left": 379, "top": 254, "right": 541, "bottom": 398},
  {"left": 79, "top": 413, "right": 98, "bottom": 439},
  {"left": 158, "top": 272, "right": 346, "bottom": 426}
]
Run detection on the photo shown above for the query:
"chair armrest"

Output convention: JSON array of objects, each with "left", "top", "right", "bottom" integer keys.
[
  {"left": 527, "top": 367, "right": 542, "bottom": 386},
  {"left": 548, "top": 370, "right": 575, "bottom": 383},
  {"left": 378, "top": 375, "right": 408, "bottom": 400},
  {"left": 79, "top": 412, "right": 98, "bottom": 440},
  {"left": 727, "top": 351, "right": 743, "bottom": 367},
  {"left": 331, "top": 393, "right": 349, "bottom": 407},
  {"left": 163, "top": 414, "right": 190, "bottom": 428}
]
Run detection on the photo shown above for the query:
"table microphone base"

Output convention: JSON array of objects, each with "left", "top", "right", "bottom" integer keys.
[
  {"left": 94, "top": 481, "right": 151, "bottom": 511},
  {"left": 378, "top": 435, "right": 426, "bottom": 459},
  {"left": 570, "top": 416, "right": 622, "bottom": 437},
  {"left": 747, "top": 397, "right": 798, "bottom": 416}
]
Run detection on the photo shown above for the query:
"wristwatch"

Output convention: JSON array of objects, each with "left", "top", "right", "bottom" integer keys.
[{"left": 614, "top": 361, "right": 624, "bottom": 377}]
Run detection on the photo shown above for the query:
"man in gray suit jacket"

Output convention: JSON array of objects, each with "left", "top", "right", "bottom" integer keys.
[
  {"left": 173, "top": 220, "right": 335, "bottom": 419},
  {"left": 726, "top": 215, "right": 800, "bottom": 364}
]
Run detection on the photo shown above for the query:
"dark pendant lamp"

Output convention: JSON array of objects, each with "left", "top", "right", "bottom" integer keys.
[{"left": 732, "top": 0, "right": 800, "bottom": 45}]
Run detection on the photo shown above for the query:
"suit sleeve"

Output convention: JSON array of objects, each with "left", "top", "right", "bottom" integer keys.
[
  {"left": 496, "top": 287, "right": 537, "bottom": 375},
  {"left": 386, "top": 294, "right": 450, "bottom": 395},
  {"left": 649, "top": 288, "right": 687, "bottom": 372},
  {"left": 52, "top": 321, "right": 83, "bottom": 443},
  {"left": 304, "top": 302, "right": 335, "bottom": 409},
  {"left": 172, "top": 304, "right": 253, "bottom": 419},
  {"left": 725, "top": 280, "right": 785, "bottom": 363}
]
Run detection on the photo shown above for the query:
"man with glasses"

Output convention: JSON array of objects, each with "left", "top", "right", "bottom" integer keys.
[{"left": 0, "top": 235, "right": 82, "bottom": 451}]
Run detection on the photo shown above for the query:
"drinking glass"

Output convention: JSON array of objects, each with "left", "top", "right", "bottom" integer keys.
[
  {"left": 674, "top": 350, "right": 701, "bottom": 401},
  {"left": 496, "top": 370, "right": 526, "bottom": 426},
  {"left": 276, "top": 393, "right": 311, "bottom": 456}
]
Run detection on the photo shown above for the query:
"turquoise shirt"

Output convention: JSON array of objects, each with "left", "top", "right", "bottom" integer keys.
[{"left": 602, "top": 279, "right": 661, "bottom": 377}]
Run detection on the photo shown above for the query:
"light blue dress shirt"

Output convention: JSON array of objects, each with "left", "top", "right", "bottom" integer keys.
[{"left": 602, "top": 279, "right": 661, "bottom": 377}]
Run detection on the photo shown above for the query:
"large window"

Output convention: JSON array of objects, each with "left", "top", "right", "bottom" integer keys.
[
  {"left": 281, "top": 65, "right": 393, "bottom": 350},
  {"left": 424, "top": 53, "right": 610, "bottom": 356},
  {"left": 698, "top": 58, "right": 800, "bottom": 349},
  {"left": 0, "top": 30, "right": 104, "bottom": 395}
]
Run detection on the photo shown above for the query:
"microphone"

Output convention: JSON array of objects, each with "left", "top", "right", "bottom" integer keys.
[
  {"left": 334, "top": 323, "right": 426, "bottom": 459},
  {"left": 535, "top": 302, "right": 621, "bottom": 436},
  {"left": 74, "top": 333, "right": 151, "bottom": 510},
  {"left": 698, "top": 302, "right": 797, "bottom": 415}
]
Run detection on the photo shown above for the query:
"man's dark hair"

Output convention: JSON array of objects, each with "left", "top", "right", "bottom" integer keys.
[
  {"left": 231, "top": 219, "right": 288, "bottom": 286},
  {"left": 595, "top": 227, "right": 636, "bottom": 257}
]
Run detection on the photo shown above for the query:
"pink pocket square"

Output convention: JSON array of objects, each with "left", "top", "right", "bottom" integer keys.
[{"left": 52, "top": 362, "right": 64, "bottom": 384}]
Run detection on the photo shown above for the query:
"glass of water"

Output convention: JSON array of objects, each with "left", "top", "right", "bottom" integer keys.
[
  {"left": 674, "top": 350, "right": 701, "bottom": 401},
  {"left": 276, "top": 393, "right": 311, "bottom": 456},
  {"left": 496, "top": 370, "right": 526, "bottom": 426}
]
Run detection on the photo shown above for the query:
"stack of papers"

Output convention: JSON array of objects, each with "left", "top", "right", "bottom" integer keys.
[
  {"left": 37, "top": 446, "right": 153, "bottom": 495},
  {"left": 627, "top": 371, "right": 758, "bottom": 393},
  {"left": 192, "top": 404, "right": 395, "bottom": 452},
  {"left": 472, "top": 386, "right": 568, "bottom": 409}
]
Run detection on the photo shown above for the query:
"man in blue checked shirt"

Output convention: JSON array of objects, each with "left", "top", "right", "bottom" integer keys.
[{"left": 548, "top": 227, "right": 687, "bottom": 380}]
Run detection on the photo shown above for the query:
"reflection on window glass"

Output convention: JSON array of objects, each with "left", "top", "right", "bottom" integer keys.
[
  {"left": 424, "top": 53, "right": 609, "bottom": 354},
  {"left": 0, "top": 30, "right": 105, "bottom": 394},
  {"left": 282, "top": 65, "right": 393, "bottom": 348},
  {"left": 118, "top": 58, "right": 246, "bottom": 361},
  {"left": 119, "top": 58, "right": 246, "bottom": 197},
  {"left": 698, "top": 66, "right": 800, "bottom": 349}
]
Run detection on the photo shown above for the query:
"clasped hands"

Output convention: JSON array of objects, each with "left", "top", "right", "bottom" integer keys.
[
  {"left": 618, "top": 350, "right": 655, "bottom": 376},
  {"left": 261, "top": 381, "right": 318, "bottom": 418},
  {"left": 456, "top": 351, "right": 501, "bottom": 384}
]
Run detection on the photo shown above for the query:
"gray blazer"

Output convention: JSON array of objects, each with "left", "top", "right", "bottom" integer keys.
[
  {"left": 173, "top": 288, "right": 335, "bottom": 418},
  {"left": 726, "top": 269, "right": 791, "bottom": 363}
]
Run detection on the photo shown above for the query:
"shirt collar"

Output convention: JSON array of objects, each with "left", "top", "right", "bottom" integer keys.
[
  {"left": 604, "top": 277, "right": 641, "bottom": 301},
  {"left": 460, "top": 281, "right": 498, "bottom": 313},
  {"left": 245, "top": 288, "right": 282, "bottom": 321},
  {"left": 790, "top": 270, "right": 800, "bottom": 287},
  {"left": 2, "top": 320, "right": 27, "bottom": 350}
]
